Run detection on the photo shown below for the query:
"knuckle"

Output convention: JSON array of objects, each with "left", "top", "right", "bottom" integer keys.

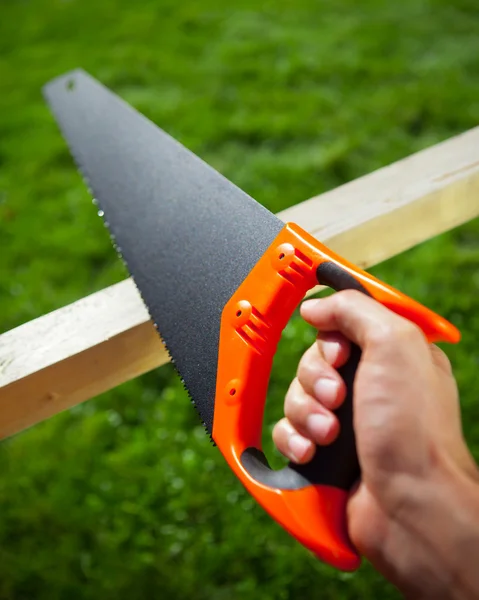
[
  {"left": 297, "top": 347, "right": 321, "bottom": 382},
  {"left": 272, "top": 418, "right": 288, "bottom": 440},
  {"left": 284, "top": 379, "right": 305, "bottom": 421},
  {"left": 368, "top": 319, "right": 421, "bottom": 347},
  {"left": 284, "top": 398, "right": 305, "bottom": 425},
  {"left": 272, "top": 419, "right": 291, "bottom": 451},
  {"left": 430, "top": 344, "right": 453, "bottom": 373},
  {"left": 396, "top": 320, "right": 422, "bottom": 342},
  {"left": 367, "top": 324, "right": 394, "bottom": 347},
  {"left": 333, "top": 289, "right": 361, "bottom": 311}
]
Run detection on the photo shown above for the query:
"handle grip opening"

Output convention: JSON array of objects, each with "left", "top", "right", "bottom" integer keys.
[{"left": 211, "top": 223, "right": 460, "bottom": 570}]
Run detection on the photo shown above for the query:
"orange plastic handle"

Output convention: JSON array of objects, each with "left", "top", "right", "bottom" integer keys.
[{"left": 211, "top": 222, "right": 460, "bottom": 571}]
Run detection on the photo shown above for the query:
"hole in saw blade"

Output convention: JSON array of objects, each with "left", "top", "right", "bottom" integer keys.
[{"left": 65, "top": 78, "right": 76, "bottom": 91}]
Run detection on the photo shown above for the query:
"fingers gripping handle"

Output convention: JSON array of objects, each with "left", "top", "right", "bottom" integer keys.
[
  {"left": 211, "top": 223, "right": 460, "bottom": 571},
  {"left": 286, "top": 342, "right": 361, "bottom": 491},
  {"left": 240, "top": 340, "right": 362, "bottom": 571},
  {"left": 288, "top": 262, "right": 370, "bottom": 491}
]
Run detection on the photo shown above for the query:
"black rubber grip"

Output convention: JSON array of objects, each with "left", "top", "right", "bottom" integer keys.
[{"left": 240, "top": 261, "right": 368, "bottom": 491}]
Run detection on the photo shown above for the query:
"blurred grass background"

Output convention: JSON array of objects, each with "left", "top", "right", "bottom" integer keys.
[{"left": 1, "top": 0, "right": 478, "bottom": 598}]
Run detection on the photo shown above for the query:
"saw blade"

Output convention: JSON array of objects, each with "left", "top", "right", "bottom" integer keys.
[{"left": 43, "top": 69, "right": 284, "bottom": 435}]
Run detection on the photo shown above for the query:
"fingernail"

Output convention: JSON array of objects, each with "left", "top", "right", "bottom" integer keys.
[
  {"left": 321, "top": 340, "right": 341, "bottom": 365},
  {"left": 306, "top": 413, "right": 334, "bottom": 439},
  {"left": 313, "top": 378, "right": 339, "bottom": 404},
  {"left": 301, "top": 299, "right": 321, "bottom": 314},
  {"left": 288, "top": 434, "right": 311, "bottom": 462}
]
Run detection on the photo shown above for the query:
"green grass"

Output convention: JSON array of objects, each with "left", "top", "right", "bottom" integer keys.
[{"left": 1, "top": 0, "right": 479, "bottom": 598}]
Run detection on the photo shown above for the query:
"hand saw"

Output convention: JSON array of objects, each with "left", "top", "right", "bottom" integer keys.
[{"left": 43, "top": 69, "right": 460, "bottom": 571}]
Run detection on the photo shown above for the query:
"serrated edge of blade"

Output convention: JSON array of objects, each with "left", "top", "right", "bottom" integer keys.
[{"left": 42, "top": 74, "right": 217, "bottom": 444}]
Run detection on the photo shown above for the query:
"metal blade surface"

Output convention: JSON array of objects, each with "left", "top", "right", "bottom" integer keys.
[{"left": 43, "top": 69, "right": 284, "bottom": 434}]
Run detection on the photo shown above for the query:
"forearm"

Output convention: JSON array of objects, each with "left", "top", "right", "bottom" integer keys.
[
  {"left": 394, "top": 458, "right": 479, "bottom": 600},
  {"left": 434, "top": 463, "right": 479, "bottom": 600}
]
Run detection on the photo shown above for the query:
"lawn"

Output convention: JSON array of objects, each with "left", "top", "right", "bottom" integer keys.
[{"left": 1, "top": 0, "right": 478, "bottom": 598}]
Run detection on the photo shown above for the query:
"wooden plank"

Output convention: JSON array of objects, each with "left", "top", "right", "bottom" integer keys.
[
  {"left": 281, "top": 127, "right": 479, "bottom": 270},
  {"left": 0, "top": 281, "right": 168, "bottom": 439},
  {"left": 1, "top": 126, "right": 479, "bottom": 439}
]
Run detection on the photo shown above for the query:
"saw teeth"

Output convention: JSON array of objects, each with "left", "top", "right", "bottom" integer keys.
[
  {"left": 151, "top": 321, "right": 216, "bottom": 445},
  {"left": 44, "top": 71, "right": 237, "bottom": 445},
  {"left": 78, "top": 167, "right": 218, "bottom": 444}
]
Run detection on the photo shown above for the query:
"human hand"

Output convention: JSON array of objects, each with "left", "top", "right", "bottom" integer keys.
[{"left": 273, "top": 290, "right": 479, "bottom": 599}]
